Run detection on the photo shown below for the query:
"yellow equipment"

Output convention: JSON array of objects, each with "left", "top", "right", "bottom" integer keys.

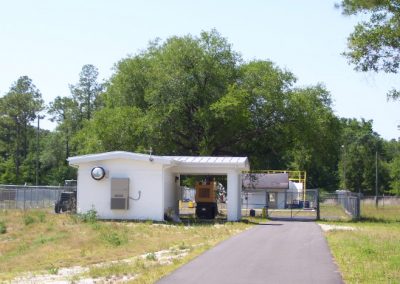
[{"left": 195, "top": 181, "right": 218, "bottom": 219}]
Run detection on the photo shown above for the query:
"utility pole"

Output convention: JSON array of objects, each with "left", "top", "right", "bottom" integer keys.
[
  {"left": 36, "top": 115, "right": 44, "bottom": 186},
  {"left": 341, "top": 145, "right": 346, "bottom": 189},
  {"left": 375, "top": 150, "right": 379, "bottom": 208}
]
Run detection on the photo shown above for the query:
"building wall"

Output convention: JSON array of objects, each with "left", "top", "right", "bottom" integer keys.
[
  {"left": 163, "top": 168, "right": 178, "bottom": 216},
  {"left": 242, "top": 191, "right": 268, "bottom": 209},
  {"left": 77, "top": 159, "right": 165, "bottom": 221}
]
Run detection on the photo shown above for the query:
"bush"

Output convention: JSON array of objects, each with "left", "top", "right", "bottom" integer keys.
[
  {"left": 146, "top": 252, "right": 157, "bottom": 261},
  {"left": 101, "top": 231, "right": 127, "bottom": 246},
  {"left": 80, "top": 208, "right": 98, "bottom": 223},
  {"left": 23, "top": 215, "right": 35, "bottom": 226},
  {"left": 0, "top": 221, "right": 6, "bottom": 234},
  {"left": 37, "top": 212, "right": 46, "bottom": 223}
]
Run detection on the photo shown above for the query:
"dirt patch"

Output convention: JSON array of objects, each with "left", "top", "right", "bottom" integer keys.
[
  {"left": 12, "top": 247, "right": 190, "bottom": 283},
  {"left": 319, "top": 223, "right": 356, "bottom": 232}
]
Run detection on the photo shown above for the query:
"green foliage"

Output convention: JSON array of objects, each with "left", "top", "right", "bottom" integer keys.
[
  {"left": 101, "top": 230, "right": 127, "bottom": 247},
  {"left": 0, "top": 220, "right": 6, "bottom": 234},
  {"left": 47, "top": 264, "right": 59, "bottom": 275},
  {"left": 339, "top": 0, "right": 400, "bottom": 98},
  {"left": 79, "top": 208, "right": 98, "bottom": 223},
  {"left": 0, "top": 76, "right": 44, "bottom": 184},
  {"left": 23, "top": 214, "right": 35, "bottom": 226},
  {"left": 73, "top": 30, "right": 342, "bottom": 190},
  {"left": 37, "top": 211, "right": 46, "bottom": 223},
  {"left": 146, "top": 252, "right": 157, "bottom": 261},
  {"left": 0, "top": 30, "right": 399, "bottom": 192},
  {"left": 338, "top": 118, "right": 388, "bottom": 194},
  {"left": 388, "top": 155, "right": 400, "bottom": 195}
]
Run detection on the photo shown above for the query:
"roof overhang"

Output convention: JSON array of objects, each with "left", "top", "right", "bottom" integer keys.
[
  {"left": 68, "top": 151, "right": 175, "bottom": 166},
  {"left": 169, "top": 156, "right": 250, "bottom": 171},
  {"left": 68, "top": 151, "right": 250, "bottom": 171}
]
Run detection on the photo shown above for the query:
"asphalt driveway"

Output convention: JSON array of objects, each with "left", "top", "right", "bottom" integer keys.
[{"left": 157, "top": 220, "right": 343, "bottom": 284}]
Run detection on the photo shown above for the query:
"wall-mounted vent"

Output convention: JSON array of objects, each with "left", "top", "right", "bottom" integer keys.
[{"left": 111, "top": 178, "right": 129, "bottom": 210}]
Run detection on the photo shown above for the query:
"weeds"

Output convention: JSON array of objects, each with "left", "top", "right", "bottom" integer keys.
[
  {"left": 146, "top": 252, "right": 157, "bottom": 261},
  {"left": 79, "top": 208, "right": 98, "bottom": 223},
  {"left": 23, "top": 215, "right": 35, "bottom": 226},
  {"left": 47, "top": 265, "right": 59, "bottom": 275},
  {"left": 101, "top": 230, "right": 127, "bottom": 247},
  {"left": 0, "top": 221, "right": 6, "bottom": 234},
  {"left": 37, "top": 212, "right": 46, "bottom": 223},
  {"left": 0, "top": 209, "right": 252, "bottom": 282},
  {"left": 178, "top": 242, "right": 189, "bottom": 250}
]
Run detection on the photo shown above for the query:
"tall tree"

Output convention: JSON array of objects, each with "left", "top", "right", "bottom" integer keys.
[
  {"left": 0, "top": 76, "right": 43, "bottom": 183},
  {"left": 77, "top": 30, "right": 343, "bottom": 190},
  {"left": 48, "top": 96, "right": 79, "bottom": 159},
  {"left": 70, "top": 64, "right": 104, "bottom": 122},
  {"left": 338, "top": 0, "right": 400, "bottom": 99},
  {"left": 339, "top": 118, "right": 386, "bottom": 194}
]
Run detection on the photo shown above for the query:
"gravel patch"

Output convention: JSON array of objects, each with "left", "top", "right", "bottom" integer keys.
[{"left": 319, "top": 223, "right": 356, "bottom": 232}]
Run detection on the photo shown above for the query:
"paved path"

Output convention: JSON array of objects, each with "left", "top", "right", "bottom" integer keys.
[{"left": 157, "top": 221, "right": 343, "bottom": 284}]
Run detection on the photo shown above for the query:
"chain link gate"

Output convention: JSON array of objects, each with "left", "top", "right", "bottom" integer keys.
[
  {"left": 318, "top": 191, "right": 360, "bottom": 220},
  {"left": 242, "top": 189, "right": 319, "bottom": 220},
  {"left": 265, "top": 189, "right": 318, "bottom": 220}
]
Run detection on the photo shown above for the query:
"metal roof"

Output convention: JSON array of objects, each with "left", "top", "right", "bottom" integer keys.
[
  {"left": 68, "top": 151, "right": 249, "bottom": 170},
  {"left": 168, "top": 156, "right": 249, "bottom": 169}
]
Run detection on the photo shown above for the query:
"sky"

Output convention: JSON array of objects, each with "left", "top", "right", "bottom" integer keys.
[{"left": 0, "top": 0, "right": 399, "bottom": 140}]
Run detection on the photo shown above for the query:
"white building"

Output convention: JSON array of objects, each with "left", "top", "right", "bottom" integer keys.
[
  {"left": 242, "top": 173, "right": 304, "bottom": 209},
  {"left": 242, "top": 181, "right": 304, "bottom": 209},
  {"left": 68, "top": 151, "right": 249, "bottom": 221}
]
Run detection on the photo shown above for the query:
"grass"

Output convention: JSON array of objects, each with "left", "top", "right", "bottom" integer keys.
[
  {"left": 319, "top": 203, "right": 352, "bottom": 221},
  {"left": 0, "top": 209, "right": 252, "bottom": 282},
  {"left": 322, "top": 204, "right": 400, "bottom": 283},
  {"left": 361, "top": 203, "right": 400, "bottom": 222}
]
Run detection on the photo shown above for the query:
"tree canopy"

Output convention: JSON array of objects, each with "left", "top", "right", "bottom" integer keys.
[
  {"left": 0, "top": 30, "right": 399, "bottom": 194},
  {"left": 338, "top": 0, "right": 400, "bottom": 99}
]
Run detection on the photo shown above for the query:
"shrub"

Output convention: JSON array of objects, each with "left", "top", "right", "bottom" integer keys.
[
  {"left": 37, "top": 212, "right": 46, "bottom": 223},
  {"left": 146, "top": 252, "right": 157, "bottom": 261},
  {"left": 23, "top": 215, "right": 35, "bottom": 226},
  {"left": 0, "top": 221, "right": 6, "bottom": 234},
  {"left": 47, "top": 264, "right": 59, "bottom": 275},
  {"left": 101, "top": 231, "right": 127, "bottom": 246},
  {"left": 80, "top": 208, "right": 98, "bottom": 223}
]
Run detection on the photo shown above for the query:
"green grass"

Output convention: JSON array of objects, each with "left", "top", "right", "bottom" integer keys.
[
  {"left": 361, "top": 204, "right": 400, "bottom": 222},
  {"left": 319, "top": 203, "right": 352, "bottom": 221},
  {"left": 322, "top": 205, "right": 400, "bottom": 283},
  {"left": 0, "top": 209, "right": 252, "bottom": 282}
]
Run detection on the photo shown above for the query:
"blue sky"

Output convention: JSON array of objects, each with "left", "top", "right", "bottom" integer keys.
[{"left": 0, "top": 0, "right": 399, "bottom": 140}]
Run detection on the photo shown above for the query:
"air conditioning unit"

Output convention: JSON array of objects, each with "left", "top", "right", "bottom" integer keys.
[{"left": 111, "top": 178, "right": 129, "bottom": 210}]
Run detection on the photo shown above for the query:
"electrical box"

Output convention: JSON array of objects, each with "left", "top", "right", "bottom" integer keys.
[{"left": 111, "top": 178, "right": 129, "bottom": 210}]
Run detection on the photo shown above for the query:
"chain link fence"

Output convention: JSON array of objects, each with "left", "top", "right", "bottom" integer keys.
[
  {"left": 319, "top": 191, "right": 360, "bottom": 220},
  {"left": 241, "top": 189, "right": 319, "bottom": 220},
  {"left": 362, "top": 195, "right": 400, "bottom": 206},
  {"left": 0, "top": 185, "right": 76, "bottom": 210}
]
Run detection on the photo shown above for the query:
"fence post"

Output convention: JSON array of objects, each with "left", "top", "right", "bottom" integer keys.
[
  {"left": 356, "top": 193, "right": 361, "bottom": 220},
  {"left": 316, "top": 189, "right": 320, "bottom": 220}
]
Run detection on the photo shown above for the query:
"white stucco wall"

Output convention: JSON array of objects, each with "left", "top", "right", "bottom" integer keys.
[
  {"left": 76, "top": 159, "right": 165, "bottom": 221},
  {"left": 163, "top": 168, "right": 178, "bottom": 215},
  {"left": 70, "top": 152, "right": 249, "bottom": 222},
  {"left": 243, "top": 191, "right": 268, "bottom": 209}
]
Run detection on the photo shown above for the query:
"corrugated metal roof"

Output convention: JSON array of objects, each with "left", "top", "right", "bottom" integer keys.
[
  {"left": 166, "top": 156, "right": 249, "bottom": 169},
  {"left": 170, "top": 156, "right": 246, "bottom": 164}
]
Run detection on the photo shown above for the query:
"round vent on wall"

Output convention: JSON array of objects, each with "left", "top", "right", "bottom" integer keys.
[{"left": 91, "top": 167, "right": 106, "bottom": 180}]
